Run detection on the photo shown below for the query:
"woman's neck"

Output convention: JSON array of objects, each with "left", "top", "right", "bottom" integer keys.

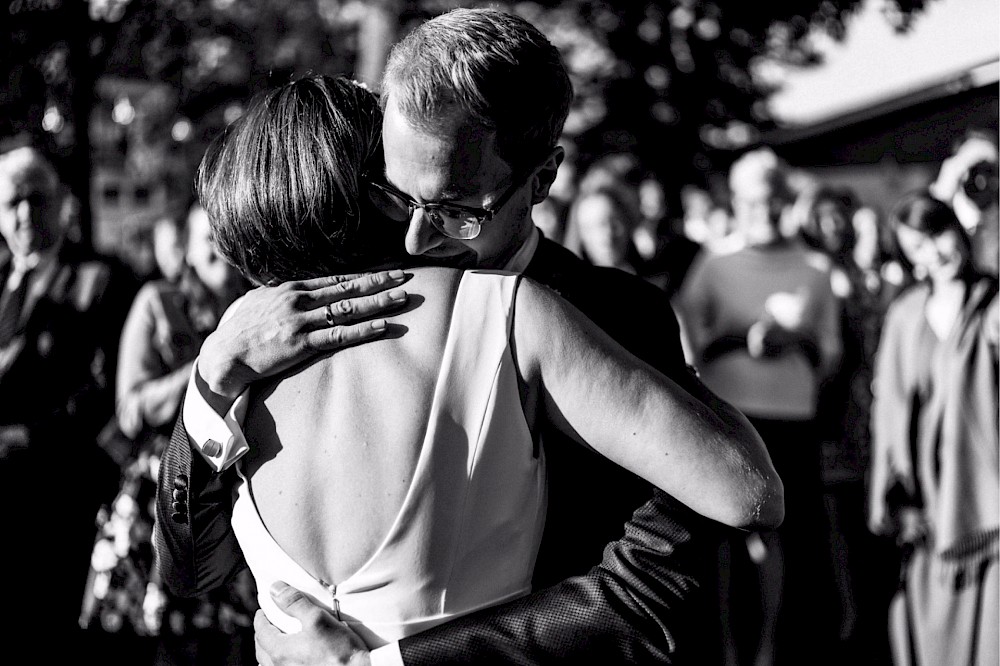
[{"left": 925, "top": 274, "right": 967, "bottom": 340}]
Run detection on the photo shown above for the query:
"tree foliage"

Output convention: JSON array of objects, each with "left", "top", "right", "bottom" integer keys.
[{"left": 1, "top": 0, "right": 939, "bottom": 227}]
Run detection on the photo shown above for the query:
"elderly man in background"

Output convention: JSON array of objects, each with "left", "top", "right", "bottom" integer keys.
[
  {"left": 678, "top": 147, "right": 841, "bottom": 666},
  {"left": 0, "top": 139, "right": 134, "bottom": 652}
]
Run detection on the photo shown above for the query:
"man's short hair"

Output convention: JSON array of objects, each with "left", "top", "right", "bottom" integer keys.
[
  {"left": 380, "top": 7, "right": 573, "bottom": 173},
  {"left": 0, "top": 144, "right": 60, "bottom": 193},
  {"left": 728, "top": 147, "right": 792, "bottom": 204}
]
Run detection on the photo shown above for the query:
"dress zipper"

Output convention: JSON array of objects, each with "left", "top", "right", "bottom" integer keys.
[{"left": 318, "top": 578, "right": 342, "bottom": 620}]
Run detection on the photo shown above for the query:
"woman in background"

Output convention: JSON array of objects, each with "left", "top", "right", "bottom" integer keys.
[
  {"left": 869, "top": 192, "right": 998, "bottom": 666},
  {"left": 81, "top": 204, "right": 252, "bottom": 663},
  {"left": 563, "top": 187, "right": 644, "bottom": 274}
]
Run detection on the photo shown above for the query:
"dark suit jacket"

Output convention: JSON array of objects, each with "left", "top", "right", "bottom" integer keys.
[
  {"left": 0, "top": 243, "right": 135, "bottom": 639},
  {"left": 0, "top": 244, "right": 132, "bottom": 438},
  {"left": 154, "top": 237, "right": 727, "bottom": 664}
]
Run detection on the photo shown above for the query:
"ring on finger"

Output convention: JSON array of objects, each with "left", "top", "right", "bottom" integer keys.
[{"left": 325, "top": 303, "right": 336, "bottom": 327}]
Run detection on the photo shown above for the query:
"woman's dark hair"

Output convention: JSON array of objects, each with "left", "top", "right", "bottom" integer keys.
[
  {"left": 798, "top": 186, "right": 858, "bottom": 261},
  {"left": 564, "top": 186, "right": 642, "bottom": 267},
  {"left": 888, "top": 190, "right": 973, "bottom": 277},
  {"left": 196, "top": 75, "right": 402, "bottom": 284}
]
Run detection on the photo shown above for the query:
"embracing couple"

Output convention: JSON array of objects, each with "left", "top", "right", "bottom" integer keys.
[{"left": 153, "top": 8, "right": 783, "bottom": 665}]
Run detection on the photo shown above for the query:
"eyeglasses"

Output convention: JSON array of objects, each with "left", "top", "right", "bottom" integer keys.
[{"left": 365, "top": 167, "right": 534, "bottom": 240}]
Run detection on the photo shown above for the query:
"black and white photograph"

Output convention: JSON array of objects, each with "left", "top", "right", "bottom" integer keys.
[{"left": 1, "top": 1, "right": 997, "bottom": 664}]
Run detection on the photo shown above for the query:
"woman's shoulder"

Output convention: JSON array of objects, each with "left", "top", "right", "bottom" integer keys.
[
  {"left": 128, "top": 279, "right": 181, "bottom": 316},
  {"left": 883, "top": 281, "right": 930, "bottom": 326},
  {"left": 409, "top": 266, "right": 522, "bottom": 297},
  {"left": 134, "top": 278, "right": 179, "bottom": 300},
  {"left": 404, "top": 265, "right": 466, "bottom": 284}
]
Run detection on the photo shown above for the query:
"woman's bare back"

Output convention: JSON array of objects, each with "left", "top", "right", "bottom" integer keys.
[
  {"left": 239, "top": 262, "right": 783, "bottom": 593},
  {"left": 242, "top": 267, "right": 465, "bottom": 585}
]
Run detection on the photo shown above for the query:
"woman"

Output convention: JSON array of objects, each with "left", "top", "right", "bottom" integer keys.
[
  {"left": 797, "top": 185, "right": 885, "bottom": 478},
  {"left": 81, "top": 205, "right": 252, "bottom": 655},
  {"left": 563, "top": 187, "right": 643, "bottom": 274},
  {"left": 797, "top": 186, "right": 906, "bottom": 656},
  {"left": 869, "top": 192, "right": 998, "bottom": 666},
  {"left": 678, "top": 148, "right": 842, "bottom": 666},
  {"left": 188, "top": 75, "right": 783, "bottom": 647}
]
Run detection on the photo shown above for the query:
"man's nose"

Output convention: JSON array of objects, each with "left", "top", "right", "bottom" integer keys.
[{"left": 404, "top": 209, "right": 442, "bottom": 257}]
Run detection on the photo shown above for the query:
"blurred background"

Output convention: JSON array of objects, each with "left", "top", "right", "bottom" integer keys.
[
  {"left": 2, "top": 1, "right": 997, "bottom": 664},
  {"left": 3, "top": 0, "right": 995, "bottom": 272}
]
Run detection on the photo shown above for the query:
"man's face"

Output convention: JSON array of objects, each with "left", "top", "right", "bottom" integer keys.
[
  {"left": 814, "top": 199, "right": 850, "bottom": 254},
  {"left": 732, "top": 179, "right": 783, "bottom": 246},
  {"left": 0, "top": 150, "right": 63, "bottom": 259},
  {"left": 381, "top": 98, "right": 535, "bottom": 269}
]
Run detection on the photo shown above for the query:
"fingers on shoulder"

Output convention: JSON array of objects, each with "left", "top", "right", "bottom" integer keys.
[{"left": 307, "top": 320, "right": 387, "bottom": 352}]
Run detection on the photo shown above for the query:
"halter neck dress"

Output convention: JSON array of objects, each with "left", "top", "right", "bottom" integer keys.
[{"left": 230, "top": 271, "right": 547, "bottom": 647}]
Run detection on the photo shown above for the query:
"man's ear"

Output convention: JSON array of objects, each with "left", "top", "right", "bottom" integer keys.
[{"left": 530, "top": 147, "right": 565, "bottom": 205}]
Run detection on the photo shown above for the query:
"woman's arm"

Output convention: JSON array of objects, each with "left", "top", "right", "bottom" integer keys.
[
  {"left": 513, "top": 278, "right": 784, "bottom": 530},
  {"left": 867, "top": 298, "right": 918, "bottom": 536},
  {"left": 134, "top": 362, "right": 195, "bottom": 428},
  {"left": 116, "top": 285, "right": 174, "bottom": 437}
]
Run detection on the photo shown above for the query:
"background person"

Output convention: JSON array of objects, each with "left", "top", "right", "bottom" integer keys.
[
  {"left": 563, "top": 187, "right": 643, "bottom": 274},
  {"left": 0, "top": 139, "right": 136, "bottom": 654},
  {"left": 868, "top": 192, "right": 999, "bottom": 666},
  {"left": 930, "top": 130, "right": 999, "bottom": 277},
  {"left": 678, "top": 147, "right": 842, "bottom": 666},
  {"left": 80, "top": 203, "right": 254, "bottom": 662},
  {"left": 151, "top": 215, "right": 187, "bottom": 284},
  {"left": 795, "top": 184, "right": 901, "bottom": 660}
]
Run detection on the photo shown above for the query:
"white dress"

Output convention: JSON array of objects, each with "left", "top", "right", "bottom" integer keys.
[{"left": 230, "top": 271, "right": 547, "bottom": 647}]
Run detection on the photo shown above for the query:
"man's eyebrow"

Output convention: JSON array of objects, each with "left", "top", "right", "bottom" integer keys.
[
  {"left": 382, "top": 170, "right": 473, "bottom": 203},
  {"left": 434, "top": 188, "right": 472, "bottom": 202}
]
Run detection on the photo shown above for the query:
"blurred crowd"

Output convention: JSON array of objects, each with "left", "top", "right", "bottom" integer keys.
[
  {"left": 536, "top": 128, "right": 998, "bottom": 666},
  {"left": 0, "top": 119, "right": 996, "bottom": 665}
]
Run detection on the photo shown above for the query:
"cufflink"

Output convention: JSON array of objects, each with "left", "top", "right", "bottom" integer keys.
[{"left": 203, "top": 439, "right": 222, "bottom": 457}]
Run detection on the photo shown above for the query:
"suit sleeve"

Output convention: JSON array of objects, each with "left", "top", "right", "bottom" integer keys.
[
  {"left": 400, "top": 492, "right": 725, "bottom": 665},
  {"left": 400, "top": 269, "right": 728, "bottom": 665},
  {"left": 153, "top": 403, "right": 248, "bottom": 596}
]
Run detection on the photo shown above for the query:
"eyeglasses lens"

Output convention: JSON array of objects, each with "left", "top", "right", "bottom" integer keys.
[
  {"left": 367, "top": 182, "right": 483, "bottom": 240},
  {"left": 434, "top": 212, "right": 481, "bottom": 240}
]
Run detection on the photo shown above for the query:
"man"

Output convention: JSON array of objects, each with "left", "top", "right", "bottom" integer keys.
[
  {"left": 930, "top": 130, "right": 999, "bottom": 276},
  {"left": 156, "top": 9, "right": 737, "bottom": 664},
  {"left": 679, "top": 148, "right": 841, "bottom": 665},
  {"left": 0, "top": 139, "right": 134, "bottom": 651}
]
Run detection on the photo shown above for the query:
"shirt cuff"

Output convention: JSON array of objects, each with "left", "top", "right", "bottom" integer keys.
[
  {"left": 369, "top": 642, "right": 404, "bottom": 666},
  {"left": 182, "top": 359, "right": 250, "bottom": 473}
]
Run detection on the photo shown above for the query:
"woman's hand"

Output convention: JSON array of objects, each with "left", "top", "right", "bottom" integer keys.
[
  {"left": 197, "top": 271, "right": 411, "bottom": 416},
  {"left": 116, "top": 394, "right": 143, "bottom": 439},
  {"left": 747, "top": 320, "right": 820, "bottom": 367}
]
